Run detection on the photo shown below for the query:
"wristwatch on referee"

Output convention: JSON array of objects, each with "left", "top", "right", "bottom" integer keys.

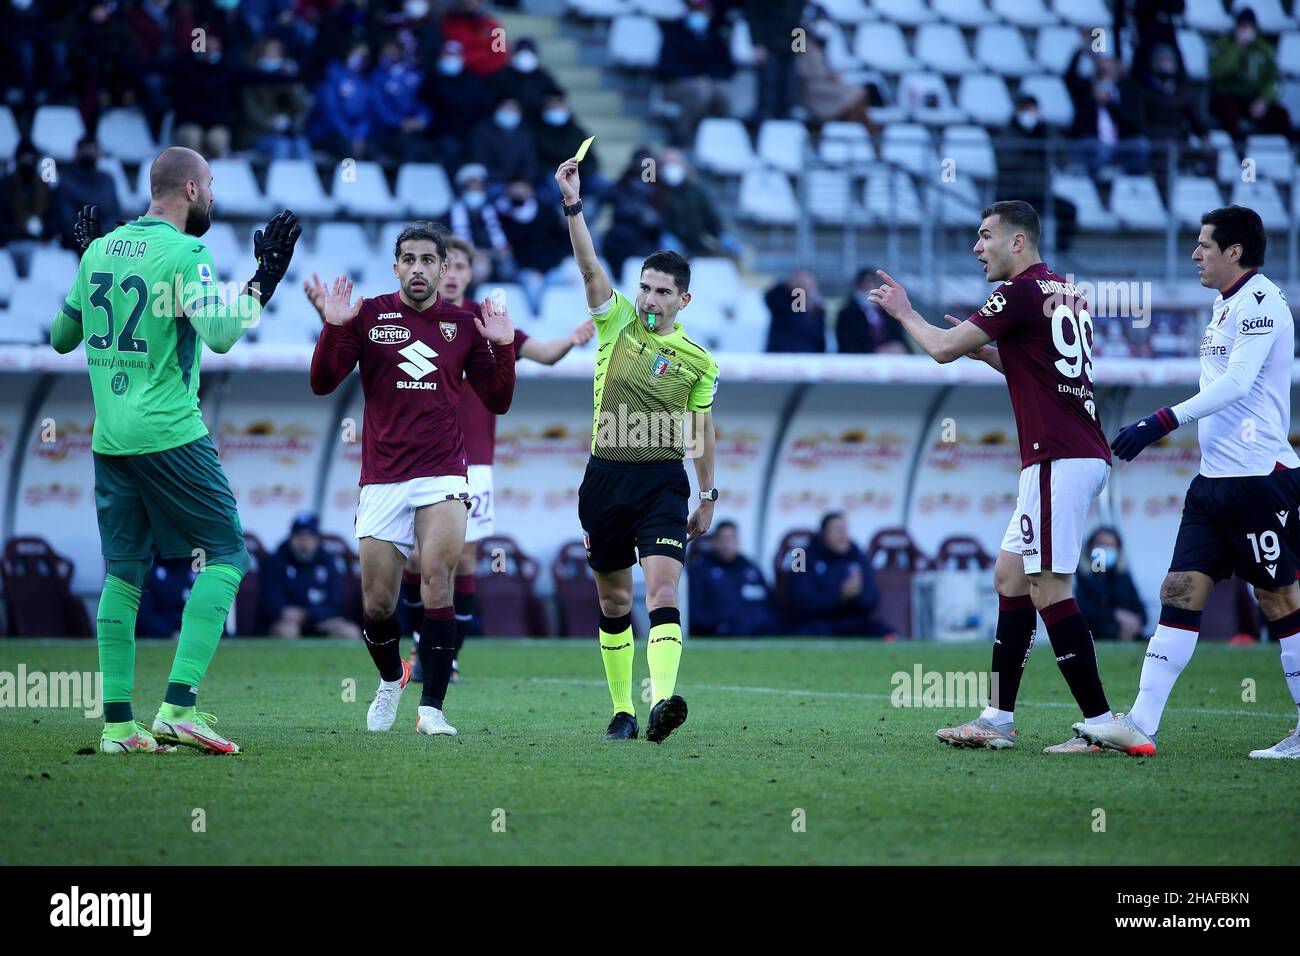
[
  {"left": 562, "top": 198, "right": 583, "bottom": 217},
  {"left": 699, "top": 488, "right": 719, "bottom": 501}
]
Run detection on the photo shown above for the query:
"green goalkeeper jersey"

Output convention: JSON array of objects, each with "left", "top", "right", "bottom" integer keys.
[
  {"left": 51, "top": 217, "right": 261, "bottom": 456},
  {"left": 589, "top": 290, "right": 718, "bottom": 463}
]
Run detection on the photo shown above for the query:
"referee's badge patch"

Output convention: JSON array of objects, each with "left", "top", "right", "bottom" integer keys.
[
  {"left": 439, "top": 321, "right": 457, "bottom": 341},
  {"left": 652, "top": 355, "right": 670, "bottom": 377}
]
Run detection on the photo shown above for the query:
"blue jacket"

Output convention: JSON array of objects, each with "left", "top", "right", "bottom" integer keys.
[
  {"left": 137, "top": 558, "right": 198, "bottom": 637},
  {"left": 369, "top": 61, "right": 430, "bottom": 133},
  {"left": 259, "top": 541, "right": 344, "bottom": 625},
  {"left": 689, "top": 552, "right": 777, "bottom": 637},
  {"left": 311, "top": 62, "right": 372, "bottom": 143},
  {"left": 787, "top": 539, "right": 879, "bottom": 618}
]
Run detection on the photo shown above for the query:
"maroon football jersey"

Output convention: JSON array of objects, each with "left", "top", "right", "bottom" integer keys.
[
  {"left": 456, "top": 304, "right": 529, "bottom": 466},
  {"left": 967, "top": 262, "right": 1111, "bottom": 469},
  {"left": 310, "top": 291, "right": 516, "bottom": 485}
]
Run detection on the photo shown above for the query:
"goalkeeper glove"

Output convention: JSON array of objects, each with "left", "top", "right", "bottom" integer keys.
[
  {"left": 73, "top": 205, "right": 126, "bottom": 255},
  {"left": 246, "top": 209, "right": 302, "bottom": 306},
  {"left": 1110, "top": 407, "right": 1178, "bottom": 461}
]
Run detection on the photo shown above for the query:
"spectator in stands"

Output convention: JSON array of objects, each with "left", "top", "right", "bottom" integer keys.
[
  {"left": 66, "top": 2, "right": 142, "bottom": 133},
  {"left": 765, "top": 269, "right": 827, "bottom": 353},
  {"left": 1128, "top": 0, "right": 1186, "bottom": 86},
  {"left": 469, "top": 96, "right": 539, "bottom": 190},
  {"left": 496, "top": 177, "right": 568, "bottom": 312},
  {"left": 369, "top": 36, "right": 435, "bottom": 163},
  {"left": 441, "top": 0, "right": 509, "bottom": 77},
  {"left": 746, "top": 0, "right": 802, "bottom": 122},
  {"left": 425, "top": 39, "right": 495, "bottom": 170},
  {"left": 601, "top": 147, "right": 667, "bottom": 280},
  {"left": 493, "top": 37, "right": 562, "bottom": 123},
  {"left": 0, "top": 138, "right": 55, "bottom": 247},
  {"left": 449, "top": 163, "right": 510, "bottom": 283},
  {"left": 260, "top": 512, "right": 360, "bottom": 639},
  {"left": 1066, "top": 52, "right": 1148, "bottom": 176},
  {"left": 136, "top": 557, "right": 198, "bottom": 639},
  {"left": 1133, "top": 43, "right": 1213, "bottom": 186},
  {"left": 836, "top": 268, "right": 907, "bottom": 354},
  {"left": 53, "top": 136, "right": 122, "bottom": 253},
  {"left": 659, "top": 147, "right": 743, "bottom": 261},
  {"left": 172, "top": 34, "right": 236, "bottom": 160},
  {"left": 1209, "top": 7, "right": 1293, "bottom": 141},
  {"left": 787, "top": 513, "right": 893, "bottom": 637},
  {"left": 310, "top": 40, "right": 373, "bottom": 159},
  {"left": 795, "top": 14, "right": 875, "bottom": 130},
  {"left": 311, "top": 0, "right": 384, "bottom": 82},
  {"left": 5, "top": 0, "right": 66, "bottom": 110},
  {"left": 241, "top": 37, "right": 314, "bottom": 160},
  {"left": 125, "top": 0, "right": 197, "bottom": 136},
  {"left": 689, "top": 521, "right": 777, "bottom": 637},
  {"left": 533, "top": 90, "right": 605, "bottom": 203},
  {"left": 996, "top": 94, "right": 1077, "bottom": 253},
  {"left": 1075, "top": 527, "right": 1147, "bottom": 642},
  {"left": 657, "top": 0, "right": 734, "bottom": 144}
]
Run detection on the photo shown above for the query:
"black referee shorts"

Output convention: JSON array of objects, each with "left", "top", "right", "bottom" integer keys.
[
  {"left": 1168, "top": 468, "right": 1300, "bottom": 590},
  {"left": 577, "top": 455, "right": 689, "bottom": 573}
]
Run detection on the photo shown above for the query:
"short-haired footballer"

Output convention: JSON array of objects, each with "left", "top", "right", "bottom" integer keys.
[
  {"left": 1076, "top": 204, "right": 1300, "bottom": 760},
  {"left": 870, "top": 199, "right": 1120, "bottom": 753},
  {"left": 308, "top": 222, "right": 517, "bottom": 737}
]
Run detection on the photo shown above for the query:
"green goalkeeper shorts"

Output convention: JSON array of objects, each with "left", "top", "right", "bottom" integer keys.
[{"left": 93, "top": 434, "right": 246, "bottom": 566}]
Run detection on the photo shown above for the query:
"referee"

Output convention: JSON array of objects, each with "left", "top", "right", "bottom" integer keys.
[{"left": 555, "top": 157, "right": 720, "bottom": 743}]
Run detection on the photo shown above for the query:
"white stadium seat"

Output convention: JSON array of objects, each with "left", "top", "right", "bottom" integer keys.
[
  {"left": 0, "top": 106, "right": 21, "bottom": 162},
  {"left": 255, "top": 295, "right": 323, "bottom": 345},
  {"left": 853, "top": 23, "right": 916, "bottom": 74},
  {"left": 395, "top": 163, "right": 452, "bottom": 218},
  {"left": 1232, "top": 178, "right": 1287, "bottom": 229},
  {"left": 200, "top": 222, "right": 241, "bottom": 276},
  {"left": 898, "top": 72, "right": 968, "bottom": 125},
  {"left": 1232, "top": 0, "right": 1294, "bottom": 34},
  {"left": 28, "top": 245, "right": 79, "bottom": 293},
  {"left": 1052, "top": 172, "right": 1108, "bottom": 229},
  {"left": 1171, "top": 176, "right": 1224, "bottom": 229},
  {"left": 480, "top": 282, "right": 535, "bottom": 321},
  {"left": 693, "top": 118, "right": 759, "bottom": 175},
  {"left": 1019, "top": 74, "right": 1075, "bottom": 127},
  {"left": 1052, "top": 0, "right": 1111, "bottom": 29},
  {"left": 806, "top": 169, "right": 864, "bottom": 224},
  {"left": 915, "top": 23, "right": 978, "bottom": 74},
  {"left": 96, "top": 157, "right": 142, "bottom": 218},
  {"left": 1177, "top": 29, "right": 1210, "bottom": 81},
  {"left": 974, "top": 25, "right": 1036, "bottom": 76},
  {"left": 1036, "top": 25, "right": 1082, "bottom": 73},
  {"left": 1208, "top": 130, "right": 1240, "bottom": 182},
  {"left": 633, "top": 0, "right": 686, "bottom": 19},
  {"left": 689, "top": 258, "right": 743, "bottom": 296},
  {"left": 1109, "top": 175, "right": 1167, "bottom": 231},
  {"left": 0, "top": 250, "right": 17, "bottom": 306},
  {"left": 881, "top": 123, "right": 936, "bottom": 176},
  {"left": 873, "top": 0, "right": 937, "bottom": 27},
  {"left": 865, "top": 169, "right": 922, "bottom": 225},
  {"left": 266, "top": 159, "right": 337, "bottom": 217},
  {"left": 608, "top": 15, "right": 661, "bottom": 68},
  {"left": 97, "top": 108, "right": 157, "bottom": 164},
  {"left": 331, "top": 160, "right": 397, "bottom": 218},
  {"left": 817, "top": 0, "right": 875, "bottom": 22},
  {"left": 756, "top": 119, "right": 809, "bottom": 174},
  {"left": 1279, "top": 32, "right": 1300, "bottom": 76},
  {"left": 314, "top": 222, "right": 372, "bottom": 274},
  {"left": 539, "top": 284, "right": 591, "bottom": 328},
  {"left": 208, "top": 157, "right": 272, "bottom": 217},
  {"left": 567, "top": 0, "right": 634, "bottom": 15},
  {"left": 941, "top": 125, "right": 997, "bottom": 181},
  {"left": 737, "top": 169, "right": 799, "bottom": 225},
  {"left": 931, "top": 0, "right": 997, "bottom": 27},
  {"left": 956, "top": 73, "right": 1014, "bottom": 127},
  {"left": 730, "top": 16, "right": 756, "bottom": 67},
  {"left": 3, "top": 282, "right": 56, "bottom": 343},
  {"left": 32, "top": 105, "right": 84, "bottom": 162},
  {"left": 1244, "top": 134, "right": 1295, "bottom": 181},
  {"left": 928, "top": 178, "right": 983, "bottom": 227},
  {"left": 818, "top": 122, "right": 876, "bottom": 165},
  {"left": 1185, "top": 0, "right": 1235, "bottom": 31},
  {"left": 991, "top": 0, "right": 1058, "bottom": 28}
]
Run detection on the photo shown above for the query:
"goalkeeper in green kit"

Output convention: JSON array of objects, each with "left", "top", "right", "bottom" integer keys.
[{"left": 56, "top": 147, "right": 301, "bottom": 754}]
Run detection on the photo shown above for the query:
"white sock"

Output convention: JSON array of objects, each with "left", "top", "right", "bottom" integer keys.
[
  {"left": 1279, "top": 634, "right": 1300, "bottom": 731},
  {"left": 1085, "top": 710, "right": 1113, "bottom": 723},
  {"left": 379, "top": 676, "right": 404, "bottom": 689},
  {"left": 979, "top": 707, "right": 1014, "bottom": 724},
  {"left": 1129, "top": 623, "right": 1199, "bottom": 736}
]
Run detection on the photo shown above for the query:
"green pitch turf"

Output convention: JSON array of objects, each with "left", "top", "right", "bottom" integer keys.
[{"left": 1, "top": 638, "right": 1295, "bottom": 865}]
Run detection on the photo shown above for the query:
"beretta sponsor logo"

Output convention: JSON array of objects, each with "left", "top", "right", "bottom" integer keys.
[{"left": 370, "top": 325, "right": 411, "bottom": 344}]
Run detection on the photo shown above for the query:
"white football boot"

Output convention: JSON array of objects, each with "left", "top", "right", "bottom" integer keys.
[
  {"left": 366, "top": 659, "right": 412, "bottom": 732},
  {"left": 1249, "top": 730, "right": 1300, "bottom": 759},
  {"left": 416, "top": 705, "right": 457, "bottom": 736},
  {"left": 1072, "top": 713, "right": 1157, "bottom": 757}
]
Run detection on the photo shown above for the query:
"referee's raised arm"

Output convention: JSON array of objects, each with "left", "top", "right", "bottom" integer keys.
[{"left": 555, "top": 159, "right": 612, "bottom": 309}]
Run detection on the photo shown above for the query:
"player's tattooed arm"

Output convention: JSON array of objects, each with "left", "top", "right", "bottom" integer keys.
[
  {"left": 555, "top": 159, "right": 613, "bottom": 309},
  {"left": 869, "top": 270, "right": 993, "bottom": 364}
]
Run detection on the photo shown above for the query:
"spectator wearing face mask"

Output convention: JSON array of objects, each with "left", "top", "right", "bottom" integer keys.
[
  {"left": 1133, "top": 43, "right": 1212, "bottom": 188},
  {"left": 1209, "top": 7, "right": 1292, "bottom": 140},
  {"left": 0, "top": 137, "right": 55, "bottom": 247},
  {"left": 1065, "top": 50, "right": 1148, "bottom": 176},
  {"left": 657, "top": 0, "right": 734, "bottom": 143},
  {"left": 493, "top": 37, "right": 562, "bottom": 123},
  {"left": 441, "top": 0, "right": 509, "bottom": 77},
  {"left": 469, "top": 96, "right": 539, "bottom": 190},
  {"left": 172, "top": 34, "right": 235, "bottom": 159},
  {"left": 1075, "top": 527, "right": 1146, "bottom": 642},
  {"left": 746, "top": 0, "right": 803, "bottom": 122},
  {"left": 658, "top": 147, "right": 743, "bottom": 261},
  {"left": 243, "top": 37, "right": 314, "bottom": 160},
  {"left": 54, "top": 137, "right": 121, "bottom": 253},
  {"left": 765, "top": 269, "right": 827, "bottom": 354},
  {"left": 425, "top": 39, "right": 494, "bottom": 169},
  {"left": 601, "top": 146, "right": 667, "bottom": 281},
  {"left": 532, "top": 91, "right": 609, "bottom": 205},
  {"left": 495, "top": 178, "right": 569, "bottom": 313},
  {"left": 309, "top": 41, "right": 373, "bottom": 159},
  {"left": 369, "top": 36, "right": 435, "bottom": 163},
  {"left": 449, "top": 163, "right": 511, "bottom": 283},
  {"left": 835, "top": 268, "right": 907, "bottom": 354},
  {"left": 995, "top": 94, "right": 1077, "bottom": 252}
]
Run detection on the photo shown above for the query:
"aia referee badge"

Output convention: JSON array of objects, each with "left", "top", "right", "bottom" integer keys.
[
  {"left": 652, "top": 355, "right": 670, "bottom": 377},
  {"left": 439, "top": 321, "right": 457, "bottom": 342}
]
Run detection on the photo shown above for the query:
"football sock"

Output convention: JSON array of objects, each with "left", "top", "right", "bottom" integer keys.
[
  {"left": 599, "top": 611, "right": 634, "bottom": 715},
  {"left": 1271, "top": 612, "right": 1300, "bottom": 730},
  {"left": 980, "top": 593, "right": 1036, "bottom": 721},
  {"left": 165, "top": 563, "right": 241, "bottom": 706},
  {"left": 418, "top": 606, "right": 457, "bottom": 709},
  {"left": 97, "top": 574, "right": 141, "bottom": 724},
  {"left": 647, "top": 606, "right": 683, "bottom": 702},
  {"left": 1129, "top": 606, "right": 1201, "bottom": 736},
  {"left": 453, "top": 574, "right": 476, "bottom": 657},
  {"left": 362, "top": 610, "right": 405, "bottom": 683},
  {"left": 102, "top": 720, "right": 140, "bottom": 740},
  {"left": 1041, "top": 597, "right": 1110, "bottom": 720},
  {"left": 400, "top": 569, "right": 423, "bottom": 636}
]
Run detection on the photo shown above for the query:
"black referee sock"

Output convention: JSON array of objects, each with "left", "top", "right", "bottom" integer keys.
[
  {"left": 1042, "top": 598, "right": 1111, "bottom": 719},
  {"left": 990, "top": 593, "right": 1037, "bottom": 714},
  {"left": 362, "top": 612, "right": 405, "bottom": 683},
  {"left": 419, "top": 607, "right": 457, "bottom": 710},
  {"left": 453, "top": 575, "right": 476, "bottom": 657}
]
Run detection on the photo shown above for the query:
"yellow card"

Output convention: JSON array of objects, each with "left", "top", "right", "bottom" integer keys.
[{"left": 575, "top": 135, "right": 596, "bottom": 162}]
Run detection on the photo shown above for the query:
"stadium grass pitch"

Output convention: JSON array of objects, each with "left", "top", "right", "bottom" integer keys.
[{"left": 1, "top": 638, "right": 1295, "bottom": 865}]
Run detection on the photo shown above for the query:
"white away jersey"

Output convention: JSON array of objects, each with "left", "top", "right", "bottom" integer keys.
[{"left": 1172, "top": 270, "right": 1299, "bottom": 478}]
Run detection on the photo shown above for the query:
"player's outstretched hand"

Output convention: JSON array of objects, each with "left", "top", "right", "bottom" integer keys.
[
  {"left": 304, "top": 272, "right": 328, "bottom": 322},
  {"left": 73, "top": 204, "right": 101, "bottom": 254},
  {"left": 477, "top": 295, "right": 515, "bottom": 346},
  {"left": 570, "top": 318, "right": 596, "bottom": 346},
  {"left": 322, "top": 276, "right": 361, "bottom": 327},
  {"left": 868, "top": 269, "right": 913, "bottom": 320},
  {"left": 247, "top": 209, "right": 302, "bottom": 306},
  {"left": 687, "top": 502, "right": 714, "bottom": 541},
  {"left": 1110, "top": 408, "right": 1178, "bottom": 462},
  {"left": 555, "top": 159, "right": 581, "bottom": 203}
]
